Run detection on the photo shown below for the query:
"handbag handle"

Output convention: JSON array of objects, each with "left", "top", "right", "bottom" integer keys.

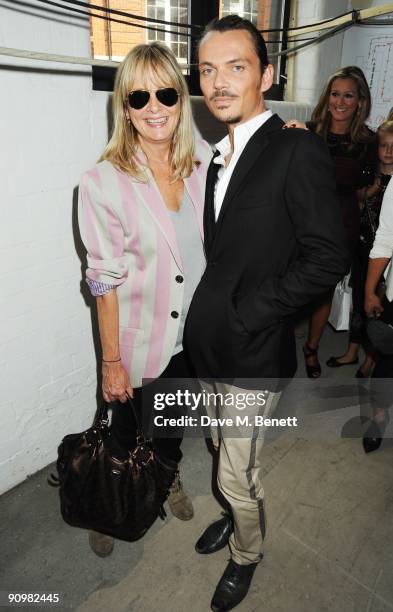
[
  {"left": 94, "top": 393, "right": 141, "bottom": 436},
  {"left": 126, "top": 393, "right": 143, "bottom": 438},
  {"left": 94, "top": 394, "right": 145, "bottom": 439},
  {"left": 124, "top": 394, "right": 149, "bottom": 445},
  {"left": 93, "top": 402, "right": 109, "bottom": 428}
]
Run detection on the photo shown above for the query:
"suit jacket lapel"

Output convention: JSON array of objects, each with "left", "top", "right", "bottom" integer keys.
[
  {"left": 134, "top": 152, "right": 210, "bottom": 272},
  {"left": 184, "top": 166, "right": 205, "bottom": 240},
  {"left": 127, "top": 151, "right": 181, "bottom": 269},
  {"left": 213, "top": 114, "right": 284, "bottom": 244},
  {"left": 203, "top": 151, "right": 220, "bottom": 259},
  {"left": 133, "top": 162, "right": 184, "bottom": 271}
]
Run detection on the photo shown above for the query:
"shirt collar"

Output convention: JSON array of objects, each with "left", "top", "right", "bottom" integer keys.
[{"left": 214, "top": 109, "right": 273, "bottom": 165}]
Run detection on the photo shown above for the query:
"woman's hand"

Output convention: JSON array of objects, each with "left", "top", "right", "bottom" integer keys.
[
  {"left": 364, "top": 292, "right": 384, "bottom": 318},
  {"left": 367, "top": 175, "right": 382, "bottom": 199},
  {"left": 102, "top": 361, "right": 133, "bottom": 403},
  {"left": 283, "top": 119, "right": 308, "bottom": 130}
]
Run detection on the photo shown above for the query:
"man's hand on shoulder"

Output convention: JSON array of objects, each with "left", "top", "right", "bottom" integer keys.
[{"left": 283, "top": 119, "right": 308, "bottom": 130}]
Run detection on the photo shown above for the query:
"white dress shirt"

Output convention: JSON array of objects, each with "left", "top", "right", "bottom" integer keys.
[
  {"left": 213, "top": 109, "right": 273, "bottom": 221},
  {"left": 370, "top": 177, "right": 393, "bottom": 301}
]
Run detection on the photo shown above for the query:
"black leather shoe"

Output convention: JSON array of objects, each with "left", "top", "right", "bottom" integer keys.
[
  {"left": 195, "top": 513, "right": 233, "bottom": 555},
  {"left": 362, "top": 416, "right": 389, "bottom": 453},
  {"left": 211, "top": 559, "right": 259, "bottom": 612}
]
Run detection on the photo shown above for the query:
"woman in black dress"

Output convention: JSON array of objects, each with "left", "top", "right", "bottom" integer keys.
[{"left": 286, "top": 66, "right": 376, "bottom": 377}]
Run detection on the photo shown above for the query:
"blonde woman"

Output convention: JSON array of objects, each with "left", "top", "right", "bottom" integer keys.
[
  {"left": 285, "top": 66, "right": 376, "bottom": 377},
  {"left": 78, "top": 42, "right": 212, "bottom": 556}
]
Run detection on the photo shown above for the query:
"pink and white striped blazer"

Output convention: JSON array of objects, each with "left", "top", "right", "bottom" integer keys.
[{"left": 78, "top": 139, "right": 212, "bottom": 388}]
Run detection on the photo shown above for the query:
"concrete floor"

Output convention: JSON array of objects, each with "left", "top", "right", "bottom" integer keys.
[{"left": 1, "top": 324, "right": 393, "bottom": 612}]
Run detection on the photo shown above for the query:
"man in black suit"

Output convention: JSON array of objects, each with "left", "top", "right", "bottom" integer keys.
[{"left": 185, "top": 15, "right": 349, "bottom": 612}]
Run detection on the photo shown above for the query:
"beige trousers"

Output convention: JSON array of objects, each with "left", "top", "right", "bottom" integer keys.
[{"left": 201, "top": 381, "right": 281, "bottom": 565}]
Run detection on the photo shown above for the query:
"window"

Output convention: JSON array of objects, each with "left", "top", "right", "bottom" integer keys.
[
  {"left": 147, "top": 0, "right": 189, "bottom": 65},
  {"left": 89, "top": 0, "right": 190, "bottom": 67},
  {"left": 219, "top": 0, "right": 287, "bottom": 85},
  {"left": 220, "top": 0, "right": 258, "bottom": 24}
]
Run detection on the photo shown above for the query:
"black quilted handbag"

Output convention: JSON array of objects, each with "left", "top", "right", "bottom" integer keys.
[{"left": 48, "top": 396, "right": 177, "bottom": 541}]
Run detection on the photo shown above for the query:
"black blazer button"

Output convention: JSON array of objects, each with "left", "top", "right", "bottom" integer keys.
[
  {"left": 175, "top": 275, "right": 184, "bottom": 283},
  {"left": 171, "top": 311, "right": 179, "bottom": 319}
]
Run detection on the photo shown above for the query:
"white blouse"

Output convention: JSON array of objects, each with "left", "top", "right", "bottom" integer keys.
[{"left": 370, "top": 178, "right": 393, "bottom": 301}]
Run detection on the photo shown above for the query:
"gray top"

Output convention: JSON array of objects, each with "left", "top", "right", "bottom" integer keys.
[{"left": 168, "top": 189, "right": 206, "bottom": 355}]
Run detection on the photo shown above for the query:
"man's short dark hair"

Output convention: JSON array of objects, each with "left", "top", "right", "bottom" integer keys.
[{"left": 198, "top": 15, "right": 269, "bottom": 75}]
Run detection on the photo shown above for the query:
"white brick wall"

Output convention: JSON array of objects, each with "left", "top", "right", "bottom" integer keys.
[{"left": 0, "top": 0, "right": 110, "bottom": 494}]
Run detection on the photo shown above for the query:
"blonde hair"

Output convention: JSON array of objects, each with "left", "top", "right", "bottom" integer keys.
[
  {"left": 377, "top": 120, "right": 393, "bottom": 140},
  {"left": 312, "top": 66, "right": 372, "bottom": 147},
  {"left": 100, "top": 42, "right": 196, "bottom": 181},
  {"left": 387, "top": 107, "right": 393, "bottom": 122}
]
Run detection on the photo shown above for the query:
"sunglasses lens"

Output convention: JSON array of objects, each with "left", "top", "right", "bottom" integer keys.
[
  {"left": 128, "top": 90, "right": 150, "bottom": 109},
  {"left": 156, "top": 88, "right": 179, "bottom": 107}
]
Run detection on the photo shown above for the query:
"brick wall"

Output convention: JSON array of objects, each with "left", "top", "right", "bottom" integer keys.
[
  {"left": 257, "top": 0, "right": 272, "bottom": 30},
  {"left": 89, "top": 0, "right": 147, "bottom": 59}
]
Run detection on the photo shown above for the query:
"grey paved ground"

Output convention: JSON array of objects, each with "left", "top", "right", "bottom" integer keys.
[{"left": 1, "top": 324, "right": 392, "bottom": 612}]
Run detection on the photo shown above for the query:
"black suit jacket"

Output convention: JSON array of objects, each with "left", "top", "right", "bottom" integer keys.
[{"left": 184, "top": 114, "right": 350, "bottom": 383}]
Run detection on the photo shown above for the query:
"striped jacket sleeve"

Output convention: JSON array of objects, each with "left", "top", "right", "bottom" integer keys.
[{"left": 77, "top": 167, "right": 128, "bottom": 287}]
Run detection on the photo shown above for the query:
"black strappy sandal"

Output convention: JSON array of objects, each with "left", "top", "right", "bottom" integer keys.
[{"left": 303, "top": 343, "right": 321, "bottom": 379}]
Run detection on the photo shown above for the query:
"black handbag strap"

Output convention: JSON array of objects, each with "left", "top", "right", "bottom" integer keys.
[
  {"left": 93, "top": 402, "right": 109, "bottom": 427},
  {"left": 93, "top": 394, "right": 146, "bottom": 440},
  {"left": 126, "top": 393, "right": 143, "bottom": 437}
]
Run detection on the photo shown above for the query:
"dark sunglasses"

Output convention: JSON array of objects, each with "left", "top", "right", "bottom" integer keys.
[{"left": 127, "top": 88, "right": 179, "bottom": 110}]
